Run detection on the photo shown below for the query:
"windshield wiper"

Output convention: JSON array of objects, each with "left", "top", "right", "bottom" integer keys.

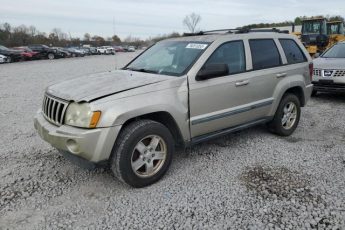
[{"left": 126, "top": 67, "right": 158, "bottom": 74}]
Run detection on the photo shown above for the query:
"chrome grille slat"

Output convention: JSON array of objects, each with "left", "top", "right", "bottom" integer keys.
[
  {"left": 47, "top": 98, "right": 52, "bottom": 119},
  {"left": 51, "top": 100, "right": 56, "bottom": 122},
  {"left": 42, "top": 94, "right": 68, "bottom": 126},
  {"left": 60, "top": 104, "right": 67, "bottom": 124},
  {"left": 45, "top": 98, "right": 50, "bottom": 115},
  {"left": 55, "top": 103, "right": 61, "bottom": 122}
]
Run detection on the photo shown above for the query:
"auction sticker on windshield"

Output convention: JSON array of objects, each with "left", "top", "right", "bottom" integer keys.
[{"left": 186, "top": 43, "right": 208, "bottom": 49}]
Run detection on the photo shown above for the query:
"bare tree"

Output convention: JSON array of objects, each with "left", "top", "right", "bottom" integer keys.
[
  {"left": 28, "top": 26, "right": 37, "bottom": 37},
  {"left": 183, "top": 13, "right": 201, "bottom": 33},
  {"left": 84, "top": 33, "right": 91, "bottom": 41}
]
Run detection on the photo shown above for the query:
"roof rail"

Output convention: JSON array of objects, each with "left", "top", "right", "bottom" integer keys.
[
  {"left": 183, "top": 28, "right": 238, "bottom": 36},
  {"left": 236, "top": 28, "right": 289, "bottom": 34},
  {"left": 183, "top": 27, "right": 289, "bottom": 36}
]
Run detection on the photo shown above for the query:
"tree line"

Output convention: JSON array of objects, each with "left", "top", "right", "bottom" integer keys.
[{"left": 0, "top": 22, "right": 181, "bottom": 48}]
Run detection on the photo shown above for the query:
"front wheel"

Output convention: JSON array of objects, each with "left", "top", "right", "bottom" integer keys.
[
  {"left": 268, "top": 94, "right": 301, "bottom": 136},
  {"left": 110, "top": 120, "right": 174, "bottom": 188}
]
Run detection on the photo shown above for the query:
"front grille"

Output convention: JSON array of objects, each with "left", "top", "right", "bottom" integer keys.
[
  {"left": 42, "top": 94, "right": 68, "bottom": 126},
  {"left": 334, "top": 70, "right": 345, "bottom": 77},
  {"left": 313, "top": 69, "right": 321, "bottom": 76}
]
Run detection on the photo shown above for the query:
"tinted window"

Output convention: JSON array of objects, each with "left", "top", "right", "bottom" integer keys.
[
  {"left": 279, "top": 39, "right": 306, "bottom": 64},
  {"left": 205, "top": 41, "right": 246, "bottom": 75},
  {"left": 249, "top": 39, "right": 281, "bottom": 70}
]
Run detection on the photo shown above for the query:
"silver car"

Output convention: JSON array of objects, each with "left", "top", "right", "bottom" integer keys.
[
  {"left": 312, "top": 41, "right": 345, "bottom": 95},
  {"left": 34, "top": 30, "right": 313, "bottom": 187},
  {"left": 0, "top": 54, "right": 8, "bottom": 63}
]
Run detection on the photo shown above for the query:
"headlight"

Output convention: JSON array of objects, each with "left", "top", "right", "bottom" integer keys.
[{"left": 64, "top": 102, "right": 101, "bottom": 128}]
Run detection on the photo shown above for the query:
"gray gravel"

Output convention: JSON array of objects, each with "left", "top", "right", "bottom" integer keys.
[{"left": 0, "top": 53, "right": 345, "bottom": 229}]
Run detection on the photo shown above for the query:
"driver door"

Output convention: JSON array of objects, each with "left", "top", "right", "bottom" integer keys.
[{"left": 188, "top": 40, "right": 271, "bottom": 139}]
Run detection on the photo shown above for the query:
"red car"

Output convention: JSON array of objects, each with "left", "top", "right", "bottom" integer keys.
[
  {"left": 114, "top": 46, "right": 125, "bottom": 52},
  {"left": 13, "top": 47, "right": 40, "bottom": 60}
]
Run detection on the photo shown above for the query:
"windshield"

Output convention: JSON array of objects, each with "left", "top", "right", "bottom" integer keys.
[
  {"left": 322, "top": 43, "right": 345, "bottom": 58},
  {"left": 327, "top": 23, "right": 344, "bottom": 35},
  {"left": 302, "top": 20, "right": 326, "bottom": 34},
  {"left": 125, "top": 41, "right": 210, "bottom": 76}
]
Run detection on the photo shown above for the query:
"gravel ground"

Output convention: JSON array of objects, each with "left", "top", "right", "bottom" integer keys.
[{"left": 0, "top": 53, "right": 344, "bottom": 229}]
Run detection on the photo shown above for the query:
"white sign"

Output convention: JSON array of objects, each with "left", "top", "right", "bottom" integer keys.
[{"left": 186, "top": 43, "right": 208, "bottom": 50}]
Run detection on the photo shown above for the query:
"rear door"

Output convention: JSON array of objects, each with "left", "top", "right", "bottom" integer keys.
[{"left": 277, "top": 38, "right": 309, "bottom": 84}]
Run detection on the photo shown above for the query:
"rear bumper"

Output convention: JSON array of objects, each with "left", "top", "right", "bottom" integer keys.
[
  {"left": 34, "top": 111, "right": 121, "bottom": 163},
  {"left": 312, "top": 81, "right": 345, "bottom": 92}
]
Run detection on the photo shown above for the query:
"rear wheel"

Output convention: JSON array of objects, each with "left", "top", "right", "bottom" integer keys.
[
  {"left": 110, "top": 120, "right": 174, "bottom": 188},
  {"left": 268, "top": 94, "right": 301, "bottom": 136},
  {"left": 7, "top": 56, "right": 12, "bottom": 63},
  {"left": 47, "top": 53, "right": 55, "bottom": 60}
]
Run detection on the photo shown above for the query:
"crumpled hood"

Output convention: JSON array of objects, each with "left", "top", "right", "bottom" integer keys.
[
  {"left": 46, "top": 70, "right": 170, "bottom": 102},
  {"left": 313, "top": 57, "right": 345, "bottom": 69}
]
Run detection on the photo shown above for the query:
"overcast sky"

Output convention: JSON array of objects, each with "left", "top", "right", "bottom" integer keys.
[{"left": 1, "top": 0, "right": 345, "bottom": 39}]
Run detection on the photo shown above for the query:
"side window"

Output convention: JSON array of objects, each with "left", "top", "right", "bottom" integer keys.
[
  {"left": 279, "top": 39, "right": 307, "bottom": 64},
  {"left": 249, "top": 39, "right": 281, "bottom": 70},
  {"left": 205, "top": 41, "right": 246, "bottom": 75}
]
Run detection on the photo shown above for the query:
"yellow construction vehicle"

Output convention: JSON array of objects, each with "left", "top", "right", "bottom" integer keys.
[
  {"left": 299, "top": 17, "right": 328, "bottom": 56},
  {"left": 327, "top": 20, "right": 345, "bottom": 48},
  {"left": 296, "top": 17, "right": 345, "bottom": 56}
]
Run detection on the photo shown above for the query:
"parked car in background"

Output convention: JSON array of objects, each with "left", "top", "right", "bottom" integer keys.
[
  {"left": 13, "top": 47, "right": 40, "bottom": 60},
  {"left": 64, "top": 48, "right": 85, "bottom": 57},
  {"left": 114, "top": 46, "right": 125, "bottom": 52},
  {"left": 79, "top": 47, "right": 91, "bottom": 55},
  {"left": 28, "top": 44, "right": 64, "bottom": 60},
  {"left": 34, "top": 30, "right": 313, "bottom": 187},
  {"left": 0, "top": 54, "right": 8, "bottom": 63},
  {"left": 0, "top": 45, "right": 23, "bottom": 62},
  {"left": 128, "top": 46, "right": 136, "bottom": 52},
  {"left": 312, "top": 41, "right": 345, "bottom": 95},
  {"left": 97, "top": 46, "right": 115, "bottom": 55},
  {"left": 106, "top": 47, "right": 115, "bottom": 55},
  {"left": 53, "top": 47, "right": 71, "bottom": 58},
  {"left": 97, "top": 46, "right": 107, "bottom": 54},
  {"left": 89, "top": 47, "right": 98, "bottom": 55}
]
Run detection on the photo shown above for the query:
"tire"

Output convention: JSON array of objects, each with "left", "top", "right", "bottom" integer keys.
[
  {"left": 7, "top": 56, "right": 12, "bottom": 63},
  {"left": 268, "top": 94, "right": 301, "bottom": 136},
  {"left": 110, "top": 120, "right": 174, "bottom": 188},
  {"left": 47, "top": 53, "right": 55, "bottom": 60},
  {"left": 311, "top": 90, "right": 318, "bottom": 97}
]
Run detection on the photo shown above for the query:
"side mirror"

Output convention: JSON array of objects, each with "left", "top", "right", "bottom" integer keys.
[
  {"left": 196, "top": 63, "right": 229, "bottom": 81},
  {"left": 314, "top": 53, "right": 320, "bottom": 58}
]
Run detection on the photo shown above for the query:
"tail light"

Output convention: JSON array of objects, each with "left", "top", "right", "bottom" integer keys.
[{"left": 309, "top": 62, "right": 313, "bottom": 81}]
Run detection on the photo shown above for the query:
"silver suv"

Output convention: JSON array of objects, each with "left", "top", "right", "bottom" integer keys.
[{"left": 34, "top": 30, "right": 313, "bottom": 187}]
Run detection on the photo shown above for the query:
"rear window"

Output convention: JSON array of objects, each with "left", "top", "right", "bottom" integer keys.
[
  {"left": 279, "top": 39, "right": 307, "bottom": 64},
  {"left": 249, "top": 39, "right": 281, "bottom": 70}
]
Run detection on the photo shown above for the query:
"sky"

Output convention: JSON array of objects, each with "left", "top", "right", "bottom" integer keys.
[{"left": 1, "top": 0, "right": 345, "bottom": 40}]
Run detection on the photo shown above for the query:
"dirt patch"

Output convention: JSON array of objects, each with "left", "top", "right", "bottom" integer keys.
[{"left": 241, "top": 166, "right": 321, "bottom": 203}]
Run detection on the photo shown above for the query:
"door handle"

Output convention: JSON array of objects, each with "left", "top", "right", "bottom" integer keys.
[
  {"left": 235, "top": 80, "right": 249, "bottom": 87},
  {"left": 276, "top": 73, "right": 287, "bottom": 78}
]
